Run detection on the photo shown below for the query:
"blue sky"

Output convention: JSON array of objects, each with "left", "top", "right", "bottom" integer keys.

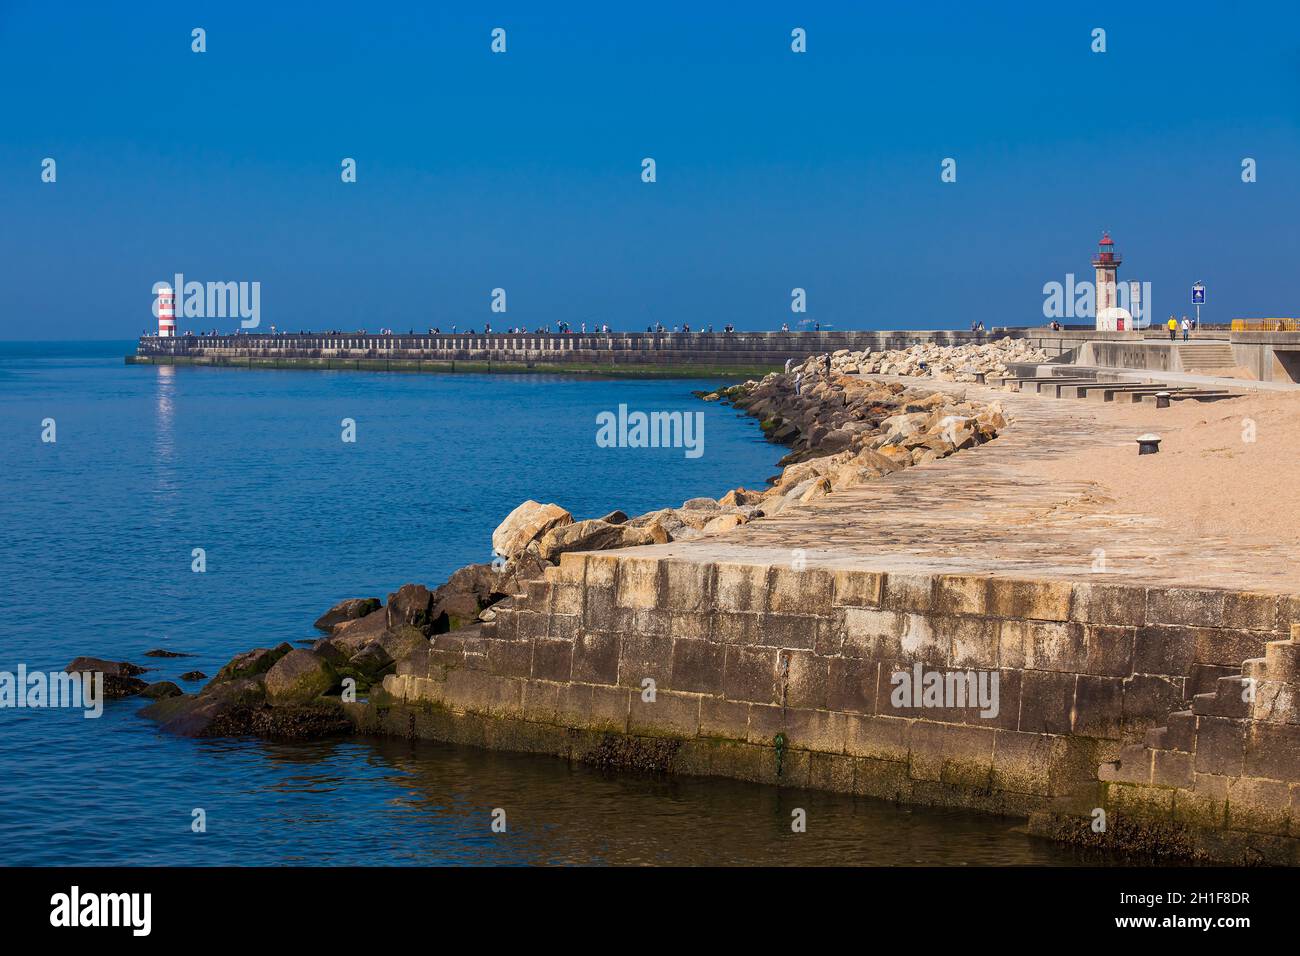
[{"left": 2, "top": 0, "right": 1298, "bottom": 339}]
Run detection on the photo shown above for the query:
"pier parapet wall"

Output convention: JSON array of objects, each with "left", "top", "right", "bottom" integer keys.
[{"left": 130, "top": 329, "right": 1024, "bottom": 375}]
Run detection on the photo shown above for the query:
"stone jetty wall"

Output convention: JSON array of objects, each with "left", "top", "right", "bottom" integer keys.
[
  {"left": 366, "top": 549, "right": 1297, "bottom": 843},
  {"left": 1030, "top": 624, "right": 1300, "bottom": 862},
  {"left": 129, "top": 329, "right": 1025, "bottom": 375}
]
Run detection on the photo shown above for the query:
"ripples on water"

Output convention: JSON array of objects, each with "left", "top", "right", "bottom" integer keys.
[{"left": 0, "top": 343, "right": 1121, "bottom": 865}]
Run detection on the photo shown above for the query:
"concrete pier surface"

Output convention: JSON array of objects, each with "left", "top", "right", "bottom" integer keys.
[{"left": 649, "top": 375, "right": 1300, "bottom": 592}]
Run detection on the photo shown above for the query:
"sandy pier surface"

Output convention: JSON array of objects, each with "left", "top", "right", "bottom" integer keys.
[{"left": 631, "top": 376, "right": 1300, "bottom": 594}]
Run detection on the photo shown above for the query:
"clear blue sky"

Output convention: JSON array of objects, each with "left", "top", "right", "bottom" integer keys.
[{"left": 2, "top": 0, "right": 1298, "bottom": 339}]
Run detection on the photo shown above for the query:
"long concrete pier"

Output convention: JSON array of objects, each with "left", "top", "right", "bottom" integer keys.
[
  {"left": 127, "top": 329, "right": 1024, "bottom": 377},
  {"left": 127, "top": 327, "right": 1300, "bottom": 385}
]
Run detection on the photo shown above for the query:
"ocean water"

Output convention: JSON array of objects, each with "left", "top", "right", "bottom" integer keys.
[{"left": 0, "top": 342, "right": 1117, "bottom": 866}]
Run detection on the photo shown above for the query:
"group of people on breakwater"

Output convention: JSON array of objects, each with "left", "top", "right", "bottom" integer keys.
[{"left": 150, "top": 322, "right": 756, "bottom": 338}]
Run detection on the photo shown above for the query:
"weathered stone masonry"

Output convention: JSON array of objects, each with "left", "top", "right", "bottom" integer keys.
[
  {"left": 362, "top": 549, "right": 1298, "bottom": 852},
  {"left": 1031, "top": 624, "right": 1300, "bottom": 862}
]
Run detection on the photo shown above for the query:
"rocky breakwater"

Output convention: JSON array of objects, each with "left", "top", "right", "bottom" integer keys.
[
  {"left": 821, "top": 336, "right": 1049, "bottom": 382},
  {"left": 135, "top": 560, "right": 547, "bottom": 739},
  {"left": 702, "top": 356, "right": 1008, "bottom": 512},
  {"left": 129, "top": 350, "right": 1009, "bottom": 742}
]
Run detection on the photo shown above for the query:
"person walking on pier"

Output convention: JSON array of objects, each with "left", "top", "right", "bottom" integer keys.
[
  {"left": 1181, "top": 316, "right": 1190, "bottom": 342},
  {"left": 1167, "top": 316, "right": 1177, "bottom": 341}
]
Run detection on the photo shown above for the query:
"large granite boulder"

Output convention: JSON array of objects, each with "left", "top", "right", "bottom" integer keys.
[
  {"left": 330, "top": 606, "right": 389, "bottom": 654},
  {"left": 64, "top": 657, "right": 148, "bottom": 699},
  {"left": 701, "top": 513, "right": 747, "bottom": 535},
  {"left": 535, "top": 519, "right": 667, "bottom": 561},
  {"left": 346, "top": 626, "right": 429, "bottom": 681},
  {"left": 140, "top": 680, "right": 183, "bottom": 700},
  {"left": 680, "top": 497, "right": 719, "bottom": 511},
  {"left": 313, "top": 597, "right": 381, "bottom": 632},
  {"left": 310, "top": 637, "right": 351, "bottom": 666},
  {"left": 205, "top": 642, "right": 294, "bottom": 690},
  {"left": 142, "top": 675, "right": 347, "bottom": 739},
  {"left": 385, "top": 583, "right": 436, "bottom": 632},
  {"left": 491, "top": 500, "right": 572, "bottom": 559},
  {"left": 142, "top": 676, "right": 268, "bottom": 737},
  {"left": 719, "top": 488, "right": 765, "bottom": 507},
  {"left": 492, "top": 551, "right": 552, "bottom": 600},
  {"left": 264, "top": 650, "right": 338, "bottom": 705},
  {"left": 431, "top": 564, "right": 500, "bottom": 630}
]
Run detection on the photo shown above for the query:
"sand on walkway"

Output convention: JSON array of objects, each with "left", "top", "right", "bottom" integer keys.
[{"left": 1021, "top": 391, "right": 1300, "bottom": 545}]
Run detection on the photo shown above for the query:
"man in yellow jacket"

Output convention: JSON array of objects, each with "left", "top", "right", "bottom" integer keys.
[{"left": 1167, "top": 316, "right": 1178, "bottom": 341}]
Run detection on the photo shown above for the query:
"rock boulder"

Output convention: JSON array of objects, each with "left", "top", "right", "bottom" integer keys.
[
  {"left": 264, "top": 650, "right": 338, "bottom": 705},
  {"left": 536, "top": 519, "right": 668, "bottom": 562},
  {"left": 206, "top": 642, "right": 294, "bottom": 690},
  {"left": 64, "top": 657, "right": 148, "bottom": 699},
  {"left": 313, "top": 597, "right": 381, "bottom": 632},
  {"left": 491, "top": 500, "right": 573, "bottom": 559},
  {"left": 385, "top": 584, "right": 435, "bottom": 633}
]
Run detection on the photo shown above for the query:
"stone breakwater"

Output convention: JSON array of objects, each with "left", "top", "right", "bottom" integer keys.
[
  {"left": 107, "top": 343, "right": 1300, "bottom": 864},
  {"left": 822, "top": 335, "right": 1050, "bottom": 382},
  {"left": 121, "top": 361, "right": 1007, "bottom": 740},
  {"left": 127, "top": 328, "right": 1029, "bottom": 377},
  {"left": 369, "top": 556, "right": 1300, "bottom": 863}
]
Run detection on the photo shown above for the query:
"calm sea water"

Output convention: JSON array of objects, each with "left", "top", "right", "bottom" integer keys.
[{"left": 0, "top": 342, "right": 1119, "bottom": 866}]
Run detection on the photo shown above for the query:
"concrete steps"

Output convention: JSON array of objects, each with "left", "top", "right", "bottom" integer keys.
[
  {"left": 1178, "top": 343, "right": 1237, "bottom": 371},
  {"left": 994, "top": 373, "right": 1240, "bottom": 405}
]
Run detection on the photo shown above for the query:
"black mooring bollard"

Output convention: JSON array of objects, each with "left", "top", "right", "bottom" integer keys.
[
  {"left": 1137, "top": 433, "right": 1162, "bottom": 455},
  {"left": 1155, "top": 391, "right": 1170, "bottom": 408}
]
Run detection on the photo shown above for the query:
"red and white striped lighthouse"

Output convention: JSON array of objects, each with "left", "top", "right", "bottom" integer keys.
[{"left": 156, "top": 284, "right": 176, "bottom": 337}]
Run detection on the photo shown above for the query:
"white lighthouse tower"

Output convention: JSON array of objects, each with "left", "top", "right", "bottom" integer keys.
[
  {"left": 1092, "top": 232, "right": 1133, "bottom": 331},
  {"left": 156, "top": 284, "right": 176, "bottom": 337}
]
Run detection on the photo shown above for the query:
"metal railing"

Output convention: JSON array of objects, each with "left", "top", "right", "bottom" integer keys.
[{"left": 1231, "top": 319, "right": 1300, "bottom": 332}]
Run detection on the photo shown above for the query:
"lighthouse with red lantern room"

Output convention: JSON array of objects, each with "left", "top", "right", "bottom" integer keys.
[
  {"left": 1091, "top": 232, "right": 1122, "bottom": 315},
  {"left": 1090, "top": 232, "right": 1142, "bottom": 331},
  {"left": 156, "top": 284, "right": 176, "bottom": 337}
]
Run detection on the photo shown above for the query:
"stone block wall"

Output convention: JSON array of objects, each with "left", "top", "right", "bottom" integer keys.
[
  {"left": 1031, "top": 626, "right": 1300, "bottom": 862},
  {"left": 372, "top": 550, "right": 1297, "bottom": 832}
]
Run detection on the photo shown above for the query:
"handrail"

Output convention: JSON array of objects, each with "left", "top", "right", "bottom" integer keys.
[{"left": 1231, "top": 319, "right": 1299, "bottom": 332}]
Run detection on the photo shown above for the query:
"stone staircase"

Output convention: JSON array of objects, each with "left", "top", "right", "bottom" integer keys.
[
  {"left": 1093, "top": 626, "right": 1300, "bottom": 854},
  {"left": 1178, "top": 342, "right": 1238, "bottom": 372},
  {"left": 1128, "top": 627, "right": 1300, "bottom": 759}
]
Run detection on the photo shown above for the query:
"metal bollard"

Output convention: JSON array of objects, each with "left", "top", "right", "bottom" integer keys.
[
  {"left": 1137, "top": 433, "right": 1162, "bottom": 455},
  {"left": 1155, "top": 391, "right": 1170, "bottom": 408}
]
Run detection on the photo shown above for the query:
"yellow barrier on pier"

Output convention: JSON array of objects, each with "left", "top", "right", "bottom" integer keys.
[{"left": 1231, "top": 318, "right": 1300, "bottom": 332}]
